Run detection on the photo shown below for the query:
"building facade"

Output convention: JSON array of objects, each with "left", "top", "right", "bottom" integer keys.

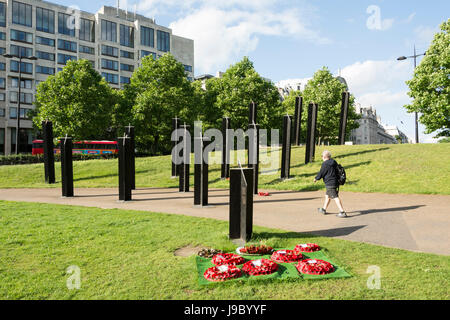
[
  {"left": 349, "top": 104, "right": 409, "bottom": 145},
  {"left": 0, "top": 0, "right": 194, "bottom": 155}
]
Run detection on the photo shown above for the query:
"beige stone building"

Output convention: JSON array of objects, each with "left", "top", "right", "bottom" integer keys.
[{"left": 0, "top": 0, "right": 194, "bottom": 155}]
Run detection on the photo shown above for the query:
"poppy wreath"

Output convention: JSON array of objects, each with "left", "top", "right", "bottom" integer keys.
[
  {"left": 270, "top": 250, "right": 303, "bottom": 263},
  {"left": 242, "top": 259, "right": 278, "bottom": 276},
  {"left": 296, "top": 259, "right": 334, "bottom": 275},
  {"left": 294, "top": 243, "right": 321, "bottom": 253},
  {"left": 204, "top": 264, "right": 242, "bottom": 282},
  {"left": 212, "top": 253, "right": 245, "bottom": 266},
  {"left": 238, "top": 245, "right": 274, "bottom": 255}
]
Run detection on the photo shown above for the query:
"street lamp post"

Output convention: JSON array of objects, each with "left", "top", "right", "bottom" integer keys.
[
  {"left": 3, "top": 53, "right": 38, "bottom": 154},
  {"left": 397, "top": 45, "right": 426, "bottom": 144}
]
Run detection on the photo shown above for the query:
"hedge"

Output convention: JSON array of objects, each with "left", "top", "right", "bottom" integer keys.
[{"left": 0, "top": 153, "right": 118, "bottom": 166}]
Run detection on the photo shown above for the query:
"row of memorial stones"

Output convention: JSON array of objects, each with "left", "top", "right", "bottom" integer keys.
[{"left": 40, "top": 92, "right": 350, "bottom": 243}]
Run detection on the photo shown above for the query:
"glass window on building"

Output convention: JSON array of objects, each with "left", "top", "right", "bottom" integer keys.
[
  {"left": 157, "top": 30, "right": 170, "bottom": 52},
  {"left": 0, "top": 128, "right": 4, "bottom": 155},
  {"left": 11, "top": 78, "right": 32, "bottom": 89},
  {"left": 0, "top": 32, "right": 6, "bottom": 40},
  {"left": 102, "top": 72, "right": 118, "bottom": 84},
  {"left": 58, "top": 39, "right": 77, "bottom": 52},
  {"left": 10, "top": 29, "right": 33, "bottom": 44},
  {"left": 79, "top": 18, "right": 95, "bottom": 42},
  {"left": 10, "top": 107, "right": 17, "bottom": 119},
  {"left": 10, "top": 44, "right": 33, "bottom": 58},
  {"left": 12, "top": 1, "right": 32, "bottom": 27},
  {"left": 0, "top": 107, "right": 4, "bottom": 116},
  {"left": 0, "top": 2, "right": 6, "bottom": 27},
  {"left": 120, "top": 25, "right": 134, "bottom": 48},
  {"left": 184, "top": 65, "right": 192, "bottom": 72},
  {"left": 10, "top": 61, "right": 33, "bottom": 74},
  {"left": 58, "top": 12, "right": 75, "bottom": 37},
  {"left": 36, "top": 65, "right": 55, "bottom": 75},
  {"left": 120, "top": 76, "right": 130, "bottom": 84},
  {"left": 101, "top": 59, "right": 118, "bottom": 71},
  {"left": 140, "top": 26, "right": 154, "bottom": 47},
  {"left": 0, "top": 63, "right": 5, "bottom": 71},
  {"left": 0, "top": 77, "right": 5, "bottom": 89},
  {"left": 120, "top": 50, "right": 134, "bottom": 60},
  {"left": 101, "top": 20, "right": 117, "bottom": 42},
  {"left": 36, "top": 7, "right": 55, "bottom": 34},
  {"left": 36, "top": 36, "right": 55, "bottom": 47},
  {"left": 57, "top": 53, "right": 76, "bottom": 65},
  {"left": 79, "top": 45, "right": 95, "bottom": 55},
  {"left": 36, "top": 51, "right": 55, "bottom": 61},
  {"left": 141, "top": 50, "right": 156, "bottom": 59},
  {"left": 0, "top": 93, "right": 5, "bottom": 101},
  {"left": 101, "top": 45, "right": 118, "bottom": 57}
]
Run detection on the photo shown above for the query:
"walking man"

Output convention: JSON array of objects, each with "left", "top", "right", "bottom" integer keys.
[{"left": 313, "top": 150, "right": 347, "bottom": 218}]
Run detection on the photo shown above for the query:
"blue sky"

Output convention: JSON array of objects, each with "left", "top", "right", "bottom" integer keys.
[{"left": 53, "top": 0, "right": 449, "bottom": 142}]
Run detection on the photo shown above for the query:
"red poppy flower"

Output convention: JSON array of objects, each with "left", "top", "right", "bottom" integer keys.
[
  {"left": 294, "top": 243, "right": 321, "bottom": 253},
  {"left": 270, "top": 250, "right": 303, "bottom": 263},
  {"left": 212, "top": 253, "right": 245, "bottom": 266},
  {"left": 242, "top": 259, "right": 278, "bottom": 276},
  {"left": 296, "top": 259, "right": 334, "bottom": 275},
  {"left": 204, "top": 264, "right": 242, "bottom": 282}
]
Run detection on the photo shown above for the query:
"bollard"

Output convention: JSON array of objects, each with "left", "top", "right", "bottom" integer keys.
[
  {"left": 229, "top": 168, "right": 254, "bottom": 243},
  {"left": 118, "top": 136, "right": 132, "bottom": 201},
  {"left": 248, "top": 123, "right": 259, "bottom": 195},
  {"left": 171, "top": 118, "right": 180, "bottom": 177},
  {"left": 305, "top": 103, "right": 318, "bottom": 164},
  {"left": 281, "top": 115, "right": 293, "bottom": 179},
  {"left": 60, "top": 136, "right": 74, "bottom": 197},
  {"left": 294, "top": 96, "right": 303, "bottom": 146},
  {"left": 42, "top": 120, "right": 55, "bottom": 184},
  {"left": 179, "top": 124, "right": 190, "bottom": 192},
  {"left": 125, "top": 125, "right": 135, "bottom": 189},
  {"left": 221, "top": 117, "right": 231, "bottom": 179},
  {"left": 194, "top": 136, "right": 210, "bottom": 206},
  {"left": 338, "top": 91, "right": 350, "bottom": 145}
]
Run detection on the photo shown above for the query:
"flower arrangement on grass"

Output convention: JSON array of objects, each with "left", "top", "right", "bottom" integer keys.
[
  {"left": 238, "top": 244, "right": 273, "bottom": 255},
  {"left": 296, "top": 259, "right": 334, "bottom": 275},
  {"left": 270, "top": 250, "right": 303, "bottom": 263},
  {"left": 203, "top": 264, "right": 242, "bottom": 282},
  {"left": 211, "top": 253, "right": 245, "bottom": 266},
  {"left": 294, "top": 243, "right": 321, "bottom": 253},
  {"left": 242, "top": 259, "right": 278, "bottom": 276}
]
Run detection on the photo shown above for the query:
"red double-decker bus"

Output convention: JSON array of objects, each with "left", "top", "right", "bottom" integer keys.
[{"left": 32, "top": 140, "right": 118, "bottom": 156}]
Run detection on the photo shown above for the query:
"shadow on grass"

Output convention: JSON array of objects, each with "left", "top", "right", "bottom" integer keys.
[
  {"left": 333, "top": 147, "right": 390, "bottom": 159},
  {"left": 252, "top": 225, "right": 367, "bottom": 240}
]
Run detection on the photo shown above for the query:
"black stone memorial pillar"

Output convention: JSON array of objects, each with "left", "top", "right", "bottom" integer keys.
[
  {"left": 221, "top": 117, "right": 231, "bottom": 179},
  {"left": 338, "top": 91, "right": 350, "bottom": 145},
  {"left": 249, "top": 101, "right": 257, "bottom": 124},
  {"left": 171, "top": 118, "right": 180, "bottom": 177},
  {"left": 118, "top": 136, "right": 132, "bottom": 201},
  {"left": 229, "top": 168, "right": 254, "bottom": 243},
  {"left": 194, "top": 135, "right": 210, "bottom": 206},
  {"left": 248, "top": 123, "right": 259, "bottom": 195},
  {"left": 42, "top": 120, "right": 55, "bottom": 184},
  {"left": 305, "top": 103, "right": 318, "bottom": 164},
  {"left": 60, "top": 136, "right": 74, "bottom": 197},
  {"left": 179, "top": 125, "right": 190, "bottom": 192},
  {"left": 294, "top": 96, "right": 303, "bottom": 146},
  {"left": 125, "top": 125, "right": 135, "bottom": 189},
  {"left": 281, "top": 115, "right": 293, "bottom": 179}
]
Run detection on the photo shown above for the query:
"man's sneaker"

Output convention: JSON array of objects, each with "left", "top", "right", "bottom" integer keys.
[
  {"left": 317, "top": 208, "right": 326, "bottom": 215},
  {"left": 336, "top": 211, "right": 347, "bottom": 218}
]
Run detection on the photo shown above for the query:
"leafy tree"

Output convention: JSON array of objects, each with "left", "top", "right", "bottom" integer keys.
[
  {"left": 126, "top": 53, "right": 199, "bottom": 155},
  {"left": 207, "top": 57, "right": 284, "bottom": 131},
  {"left": 33, "top": 59, "right": 116, "bottom": 140},
  {"left": 300, "top": 67, "right": 360, "bottom": 144},
  {"left": 404, "top": 19, "right": 450, "bottom": 138}
]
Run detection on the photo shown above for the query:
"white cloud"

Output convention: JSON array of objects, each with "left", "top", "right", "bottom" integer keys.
[{"left": 136, "top": 0, "right": 330, "bottom": 74}]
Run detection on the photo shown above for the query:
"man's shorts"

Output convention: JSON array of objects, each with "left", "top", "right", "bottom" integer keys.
[{"left": 326, "top": 187, "right": 339, "bottom": 199}]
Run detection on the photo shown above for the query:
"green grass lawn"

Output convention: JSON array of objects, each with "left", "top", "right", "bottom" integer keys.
[
  {"left": 1, "top": 144, "right": 449, "bottom": 195},
  {"left": 0, "top": 201, "right": 448, "bottom": 300}
]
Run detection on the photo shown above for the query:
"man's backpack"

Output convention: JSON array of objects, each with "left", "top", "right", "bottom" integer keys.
[{"left": 336, "top": 163, "right": 346, "bottom": 185}]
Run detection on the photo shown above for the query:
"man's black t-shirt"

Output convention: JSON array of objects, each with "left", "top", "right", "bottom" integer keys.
[{"left": 315, "top": 159, "right": 339, "bottom": 188}]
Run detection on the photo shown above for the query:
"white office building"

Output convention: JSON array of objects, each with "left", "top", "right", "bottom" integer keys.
[{"left": 0, "top": 0, "right": 194, "bottom": 155}]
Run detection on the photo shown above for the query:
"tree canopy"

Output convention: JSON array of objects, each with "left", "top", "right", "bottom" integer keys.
[
  {"left": 206, "top": 57, "right": 284, "bottom": 131},
  {"left": 33, "top": 59, "right": 117, "bottom": 140},
  {"left": 404, "top": 18, "right": 450, "bottom": 138}
]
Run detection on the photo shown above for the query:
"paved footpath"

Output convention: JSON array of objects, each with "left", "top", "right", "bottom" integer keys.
[{"left": 0, "top": 188, "right": 449, "bottom": 256}]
